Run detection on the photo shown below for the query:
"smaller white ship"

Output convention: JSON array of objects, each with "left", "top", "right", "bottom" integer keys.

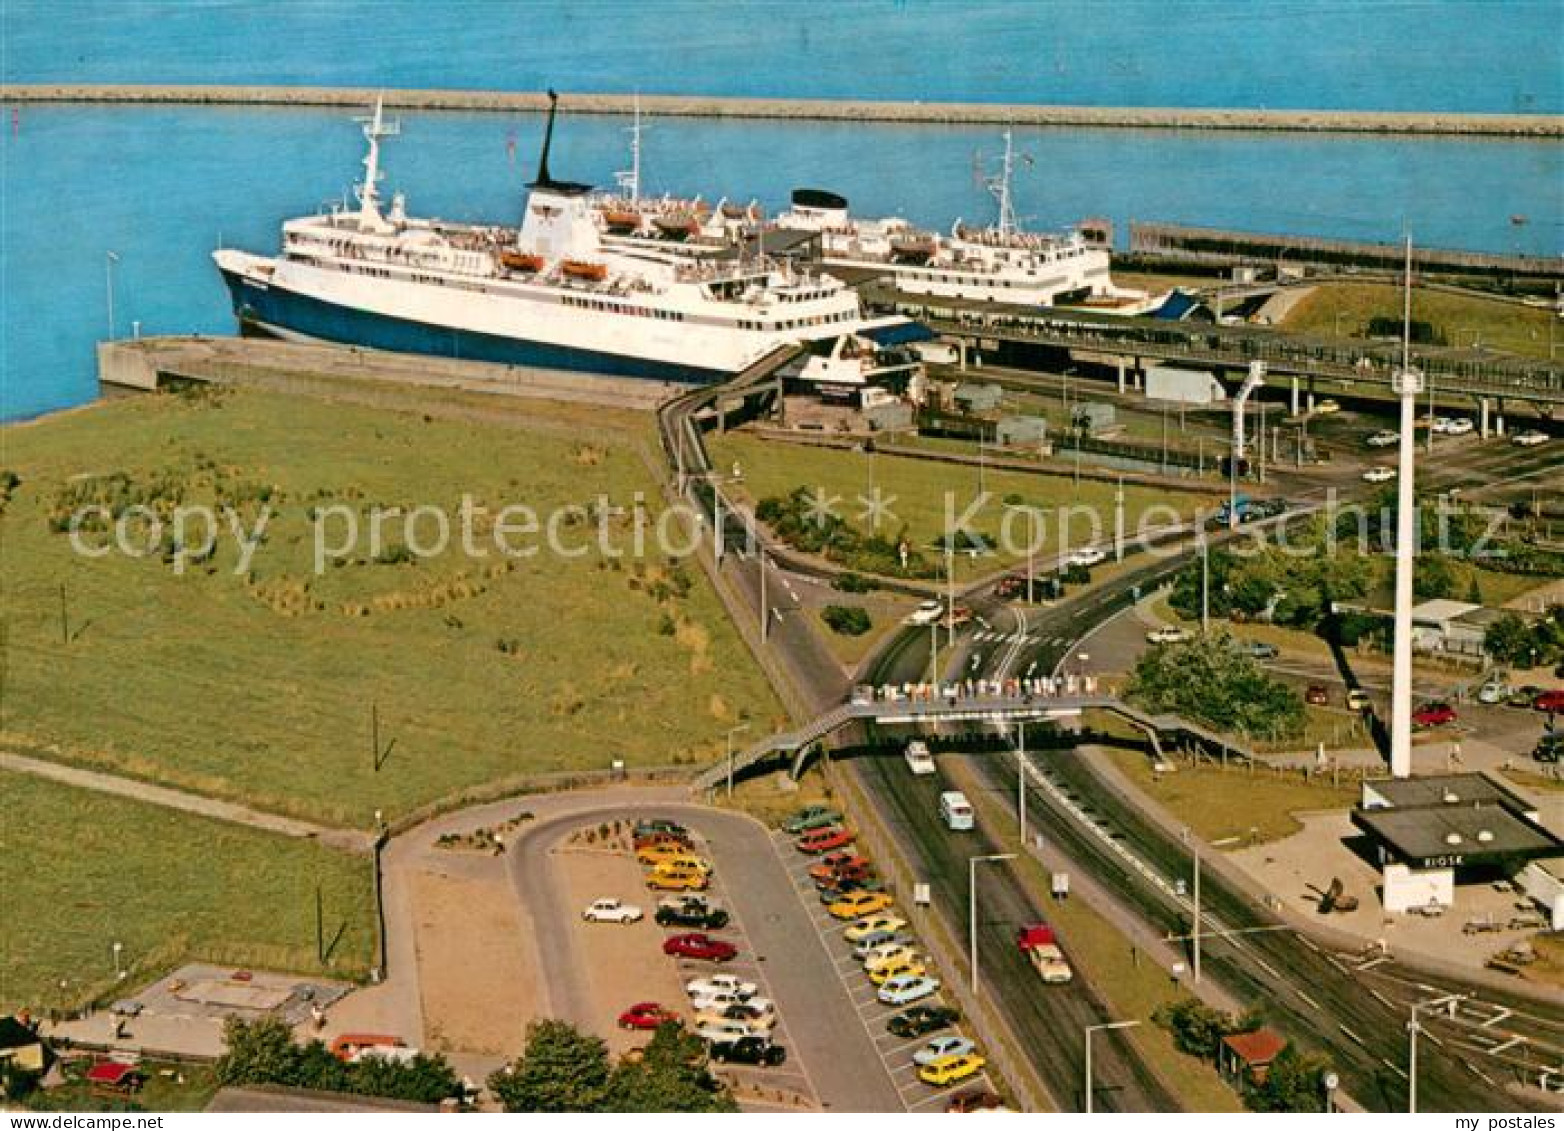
[{"left": 776, "top": 130, "right": 1165, "bottom": 315}]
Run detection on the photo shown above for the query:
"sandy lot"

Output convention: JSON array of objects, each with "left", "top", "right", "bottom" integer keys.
[
  {"left": 1229, "top": 810, "right": 1551, "bottom": 970},
  {"left": 553, "top": 843, "right": 689, "bottom": 1055},
  {"left": 409, "top": 864, "right": 537, "bottom": 1057}
]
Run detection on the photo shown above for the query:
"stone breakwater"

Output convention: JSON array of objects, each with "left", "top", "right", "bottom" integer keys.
[{"left": 5, "top": 83, "right": 1562, "bottom": 137}]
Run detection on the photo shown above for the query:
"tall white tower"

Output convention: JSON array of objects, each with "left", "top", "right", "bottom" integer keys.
[{"left": 1389, "top": 236, "right": 1422, "bottom": 778}]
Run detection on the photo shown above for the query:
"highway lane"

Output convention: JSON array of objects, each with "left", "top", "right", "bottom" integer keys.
[
  {"left": 848, "top": 751, "right": 1177, "bottom": 1111},
  {"left": 976, "top": 747, "right": 1522, "bottom": 1111}
]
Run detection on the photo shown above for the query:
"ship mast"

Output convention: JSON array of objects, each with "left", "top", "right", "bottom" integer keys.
[
  {"left": 988, "top": 128, "right": 1018, "bottom": 238},
  {"left": 615, "top": 93, "right": 643, "bottom": 204},
  {"left": 352, "top": 96, "right": 400, "bottom": 233}
]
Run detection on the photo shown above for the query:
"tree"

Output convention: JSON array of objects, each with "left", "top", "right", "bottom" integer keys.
[
  {"left": 822, "top": 605, "right": 871, "bottom": 636},
  {"left": 1413, "top": 553, "right": 1460, "bottom": 600},
  {"left": 216, "top": 1017, "right": 307, "bottom": 1087},
  {"left": 1126, "top": 633, "right": 1306, "bottom": 742},
  {"left": 1153, "top": 998, "right": 1248, "bottom": 1061},
  {"left": 1247, "top": 1046, "right": 1333, "bottom": 1113},
  {"left": 604, "top": 1023, "right": 736, "bottom": 1113},
  {"left": 489, "top": 1020, "right": 611, "bottom": 1112}
]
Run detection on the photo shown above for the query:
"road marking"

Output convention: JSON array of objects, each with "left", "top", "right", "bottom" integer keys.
[
  {"left": 1479, "top": 1007, "right": 1513, "bottom": 1029},
  {"left": 1253, "top": 956, "right": 1282, "bottom": 979},
  {"left": 1369, "top": 989, "right": 1393, "bottom": 1007},
  {"left": 1379, "top": 1057, "right": 1408, "bottom": 1079},
  {"left": 1339, "top": 1024, "right": 1366, "bottom": 1046},
  {"left": 1489, "top": 1035, "right": 1524, "bottom": 1055},
  {"left": 1296, "top": 990, "right": 1322, "bottom": 1011}
]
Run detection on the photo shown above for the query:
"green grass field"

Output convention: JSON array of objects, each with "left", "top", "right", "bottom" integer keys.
[
  {"left": 708, "top": 433, "right": 1203, "bottom": 581},
  {"left": 1283, "top": 282, "right": 1558, "bottom": 359},
  {"left": 1, "top": 389, "right": 782, "bottom": 826},
  {"left": 0, "top": 770, "right": 374, "bottom": 1013}
]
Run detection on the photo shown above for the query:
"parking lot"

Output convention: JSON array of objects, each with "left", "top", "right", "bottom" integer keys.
[{"left": 772, "top": 830, "right": 1001, "bottom": 1113}]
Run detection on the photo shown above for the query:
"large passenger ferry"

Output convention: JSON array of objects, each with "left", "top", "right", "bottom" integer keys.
[
  {"left": 775, "top": 130, "right": 1165, "bottom": 315},
  {"left": 214, "top": 94, "right": 918, "bottom": 383}
]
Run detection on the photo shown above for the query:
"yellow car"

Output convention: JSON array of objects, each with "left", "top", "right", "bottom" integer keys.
[
  {"left": 639, "top": 850, "right": 710, "bottom": 874},
  {"left": 862, "top": 944, "right": 918, "bottom": 974},
  {"left": 844, "top": 914, "right": 906, "bottom": 943},
  {"left": 827, "top": 891, "right": 894, "bottom": 920},
  {"left": 869, "top": 958, "right": 926, "bottom": 986},
  {"left": 637, "top": 842, "right": 703, "bottom": 867},
  {"left": 646, "top": 868, "right": 709, "bottom": 892},
  {"left": 918, "top": 1053, "right": 987, "bottom": 1088}
]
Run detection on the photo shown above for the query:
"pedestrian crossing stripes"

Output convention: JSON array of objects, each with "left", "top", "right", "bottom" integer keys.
[{"left": 973, "top": 631, "right": 1036, "bottom": 644}]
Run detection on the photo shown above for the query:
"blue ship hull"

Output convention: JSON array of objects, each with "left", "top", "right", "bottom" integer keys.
[{"left": 219, "top": 269, "right": 730, "bottom": 384}]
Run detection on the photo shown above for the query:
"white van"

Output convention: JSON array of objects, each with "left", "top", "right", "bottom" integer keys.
[
  {"left": 939, "top": 790, "right": 975, "bottom": 831},
  {"left": 905, "top": 740, "right": 936, "bottom": 776}
]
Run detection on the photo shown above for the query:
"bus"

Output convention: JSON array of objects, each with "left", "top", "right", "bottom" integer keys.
[{"left": 939, "top": 790, "right": 975, "bottom": 831}]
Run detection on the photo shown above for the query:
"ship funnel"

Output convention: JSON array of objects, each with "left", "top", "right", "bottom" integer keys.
[{"left": 534, "top": 89, "right": 560, "bottom": 188}]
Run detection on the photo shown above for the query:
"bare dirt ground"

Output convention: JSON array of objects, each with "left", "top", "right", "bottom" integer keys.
[
  {"left": 409, "top": 865, "right": 536, "bottom": 1058},
  {"left": 552, "top": 841, "right": 688, "bottom": 1056}
]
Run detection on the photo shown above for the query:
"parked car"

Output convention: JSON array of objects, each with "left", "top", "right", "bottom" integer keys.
[
  {"left": 1508, "top": 685, "right": 1545, "bottom": 708},
  {"left": 655, "top": 896, "right": 730, "bottom": 930},
  {"left": 947, "top": 1089, "right": 1007, "bottom": 1113},
  {"left": 646, "top": 869, "right": 709, "bottom": 893},
  {"left": 663, "top": 933, "right": 738, "bottom": 962},
  {"left": 685, "top": 974, "right": 756, "bottom": 1001},
  {"left": 1534, "top": 689, "right": 1564, "bottom": 713},
  {"left": 877, "top": 974, "right": 941, "bottom": 1006},
  {"left": 583, "top": 898, "right": 643, "bottom": 924},
  {"left": 906, "top": 599, "right": 945, "bottom": 627},
  {"left": 1146, "top": 625, "right": 1192, "bottom": 645},
  {"left": 1365, "top": 429, "right": 1400, "bottom": 448},
  {"left": 918, "top": 1053, "right": 987, "bottom": 1088},
  {"left": 796, "top": 826, "right": 854, "bottom": 854},
  {"left": 1067, "top": 547, "right": 1108, "bottom": 569},
  {"left": 1513, "top": 429, "right": 1550, "bottom": 448},
  {"left": 634, "top": 830, "right": 694, "bottom": 851},
  {"left": 707, "top": 1036, "right": 787, "bottom": 1067},
  {"left": 694, "top": 1019, "right": 754, "bottom": 1045},
  {"left": 782, "top": 805, "right": 843, "bottom": 834},
  {"left": 693, "top": 1002, "right": 775, "bottom": 1036},
  {"left": 1362, "top": 466, "right": 1397, "bottom": 483},
  {"left": 914, "top": 1036, "right": 977, "bottom": 1066},
  {"left": 1312, "top": 398, "right": 1341, "bottom": 415},
  {"left": 862, "top": 943, "right": 919, "bottom": 973},
  {"left": 845, "top": 914, "right": 907, "bottom": 943},
  {"left": 854, "top": 931, "right": 916, "bottom": 959},
  {"left": 690, "top": 990, "right": 774, "bottom": 1016},
  {"left": 637, "top": 842, "right": 706, "bottom": 867},
  {"left": 828, "top": 891, "right": 895, "bottom": 920},
  {"left": 1442, "top": 417, "right": 1475, "bottom": 436},
  {"left": 1412, "top": 702, "right": 1458, "bottom": 727},
  {"left": 1236, "top": 639, "right": 1279, "bottom": 660},
  {"left": 1477, "top": 678, "right": 1512, "bottom": 705},
  {"left": 809, "top": 852, "right": 869, "bottom": 883},
  {"left": 618, "top": 1002, "right": 678, "bottom": 1031},
  {"left": 887, "top": 1005, "right": 960, "bottom": 1039},
  {"left": 1347, "top": 688, "right": 1373, "bottom": 712},
  {"left": 817, "top": 866, "right": 880, "bottom": 895},
  {"left": 1305, "top": 684, "right": 1330, "bottom": 707},
  {"left": 634, "top": 819, "right": 687, "bottom": 839}
]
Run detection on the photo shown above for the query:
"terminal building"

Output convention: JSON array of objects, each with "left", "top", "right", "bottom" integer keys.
[{"left": 1353, "top": 773, "right": 1564, "bottom": 921}]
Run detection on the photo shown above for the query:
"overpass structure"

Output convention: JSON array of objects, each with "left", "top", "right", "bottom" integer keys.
[
  {"left": 887, "top": 298, "right": 1564, "bottom": 413},
  {"left": 692, "top": 691, "right": 1255, "bottom": 789}
]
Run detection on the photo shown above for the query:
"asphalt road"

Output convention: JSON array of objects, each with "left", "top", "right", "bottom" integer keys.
[{"left": 506, "top": 798, "right": 906, "bottom": 1112}]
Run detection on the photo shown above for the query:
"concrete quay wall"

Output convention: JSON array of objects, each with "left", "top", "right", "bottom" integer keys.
[{"left": 6, "top": 83, "right": 1562, "bottom": 137}]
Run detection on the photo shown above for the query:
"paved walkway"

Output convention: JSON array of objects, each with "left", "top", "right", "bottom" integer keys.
[{"left": 0, "top": 749, "right": 373, "bottom": 853}]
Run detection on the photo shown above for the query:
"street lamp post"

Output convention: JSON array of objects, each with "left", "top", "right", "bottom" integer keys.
[
  {"left": 725, "top": 723, "right": 751, "bottom": 799},
  {"left": 969, "top": 853, "right": 1017, "bottom": 994},
  {"left": 1084, "top": 1019, "right": 1140, "bottom": 1113},
  {"left": 1408, "top": 993, "right": 1464, "bottom": 1113},
  {"left": 112, "top": 940, "right": 124, "bottom": 979},
  {"left": 105, "top": 250, "right": 120, "bottom": 340}
]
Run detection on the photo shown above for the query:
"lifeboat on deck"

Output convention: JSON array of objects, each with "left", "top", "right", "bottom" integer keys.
[
  {"left": 562, "top": 259, "right": 608, "bottom": 282},
  {"left": 600, "top": 208, "right": 642, "bottom": 233},
  {"left": 499, "top": 250, "right": 545, "bottom": 273},
  {"left": 653, "top": 214, "right": 701, "bottom": 241}
]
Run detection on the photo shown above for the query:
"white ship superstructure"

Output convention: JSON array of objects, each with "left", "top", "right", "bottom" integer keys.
[
  {"left": 777, "top": 130, "right": 1163, "bottom": 315},
  {"left": 215, "top": 94, "right": 916, "bottom": 383}
]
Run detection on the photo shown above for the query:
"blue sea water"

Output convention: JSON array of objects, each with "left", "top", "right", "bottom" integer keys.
[{"left": 2, "top": 2, "right": 1562, "bottom": 421}]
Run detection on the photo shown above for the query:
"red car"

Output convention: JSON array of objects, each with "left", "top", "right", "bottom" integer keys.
[
  {"left": 662, "top": 933, "right": 738, "bottom": 962},
  {"left": 815, "top": 863, "right": 877, "bottom": 892},
  {"left": 618, "top": 1002, "right": 678, "bottom": 1031},
  {"left": 796, "top": 826, "right": 854, "bottom": 854},
  {"left": 1534, "top": 689, "right": 1564, "bottom": 713},
  {"left": 1413, "top": 702, "right": 1458, "bottom": 727},
  {"left": 808, "top": 852, "right": 869, "bottom": 883}
]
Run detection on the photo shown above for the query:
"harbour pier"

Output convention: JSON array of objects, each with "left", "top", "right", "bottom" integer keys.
[{"left": 5, "top": 83, "right": 1562, "bottom": 137}]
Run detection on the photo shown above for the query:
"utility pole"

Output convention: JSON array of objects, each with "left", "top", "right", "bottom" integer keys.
[
  {"left": 969, "top": 853, "right": 1017, "bottom": 993},
  {"left": 946, "top": 539, "right": 956, "bottom": 648},
  {"left": 1408, "top": 993, "right": 1464, "bottom": 1113},
  {"left": 1193, "top": 841, "right": 1202, "bottom": 985},
  {"left": 1016, "top": 722, "right": 1028, "bottom": 846},
  {"left": 1084, "top": 1020, "right": 1140, "bottom": 1113},
  {"left": 759, "top": 550, "right": 768, "bottom": 642},
  {"left": 1114, "top": 477, "right": 1125, "bottom": 563}
]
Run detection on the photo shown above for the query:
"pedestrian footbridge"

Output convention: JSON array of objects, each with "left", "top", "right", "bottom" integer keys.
[{"left": 692, "top": 689, "right": 1254, "bottom": 790}]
